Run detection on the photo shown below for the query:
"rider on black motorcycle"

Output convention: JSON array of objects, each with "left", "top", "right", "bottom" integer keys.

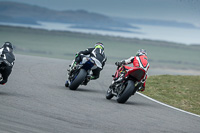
[
  {"left": 69, "top": 42, "right": 107, "bottom": 81},
  {"left": 0, "top": 42, "right": 15, "bottom": 85},
  {"left": 114, "top": 49, "right": 149, "bottom": 91}
]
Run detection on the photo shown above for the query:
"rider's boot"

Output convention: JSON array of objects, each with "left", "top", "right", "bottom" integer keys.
[
  {"left": 82, "top": 75, "right": 91, "bottom": 85},
  {"left": 137, "top": 83, "right": 145, "bottom": 92},
  {"left": 65, "top": 80, "right": 69, "bottom": 87}
]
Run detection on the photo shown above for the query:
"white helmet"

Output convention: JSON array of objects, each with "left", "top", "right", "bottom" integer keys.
[{"left": 136, "top": 49, "right": 147, "bottom": 56}]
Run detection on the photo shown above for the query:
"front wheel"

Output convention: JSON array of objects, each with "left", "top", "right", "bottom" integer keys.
[
  {"left": 69, "top": 69, "right": 87, "bottom": 90},
  {"left": 106, "top": 88, "right": 114, "bottom": 100},
  {"left": 65, "top": 80, "right": 69, "bottom": 87},
  {"left": 117, "top": 80, "right": 135, "bottom": 104}
]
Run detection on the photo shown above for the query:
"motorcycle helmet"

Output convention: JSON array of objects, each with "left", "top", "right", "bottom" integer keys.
[
  {"left": 94, "top": 42, "right": 104, "bottom": 50},
  {"left": 3, "top": 42, "right": 13, "bottom": 50},
  {"left": 136, "top": 49, "right": 147, "bottom": 56}
]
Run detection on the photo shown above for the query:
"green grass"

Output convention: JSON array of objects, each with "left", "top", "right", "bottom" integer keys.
[
  {"left": 143, "top": 75, "right": 200, "bottom": 115},
  {"left": 0, "top": 25, "right": 200, "bottom": 70}
]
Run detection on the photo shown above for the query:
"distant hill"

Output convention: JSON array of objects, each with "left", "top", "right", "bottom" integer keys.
[
  {"left": 113, "top": 17, "right": 199, "bottom": 29},
  {"left": 0, "top": 1, "right": 137, "bottom": 31},
  {"left": 0, "top": 1, "right": 198, "bottom": 32}
]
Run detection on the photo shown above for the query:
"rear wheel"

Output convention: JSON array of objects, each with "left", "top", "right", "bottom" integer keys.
[
  {"left": 106, "top": 88, "right": 114, "bottom": 100},
  {"left": 69, "top": 69, "right": 87, "bottom": 90},
  {"left": 117, "top": 80, "right": 135, "bottom": 104}
]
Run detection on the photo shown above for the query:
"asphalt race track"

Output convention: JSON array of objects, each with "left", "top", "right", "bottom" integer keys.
[{"left": 0, "top": 54, "right": 200, "bottom": 133}]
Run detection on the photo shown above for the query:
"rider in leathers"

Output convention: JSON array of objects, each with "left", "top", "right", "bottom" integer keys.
[
  {"left": 115, "top": 49, "right": 149, "bottom": 91},
  {"left": 70, "top": 42, "right": 107, "bottom": 80},
  {"left": 0, "top": 42, "right": 15, "bottom": 85}
]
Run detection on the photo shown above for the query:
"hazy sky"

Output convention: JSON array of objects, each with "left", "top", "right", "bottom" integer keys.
[{"left": 1, "top": 0, "right": 200, "bottom": 26}]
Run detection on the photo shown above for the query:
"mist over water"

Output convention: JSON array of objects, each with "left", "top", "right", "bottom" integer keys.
[{"left": 1, "top": 21, "right": 200, "bottom": 45}]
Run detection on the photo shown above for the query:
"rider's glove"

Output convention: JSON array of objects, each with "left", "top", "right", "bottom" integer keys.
[
  {"left": 115, "top": 61, "right": 122, "bottom": 66},
  {"left": 115, "top": 60, "right": 125, "bottom": 66},
  {"left": 75, "top": 53, "right": 79, "bottom": 58}
]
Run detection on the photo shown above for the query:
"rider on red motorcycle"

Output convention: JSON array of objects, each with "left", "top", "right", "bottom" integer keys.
[{"left": 114, "top": 49, "right": 149, "bottom": 91}]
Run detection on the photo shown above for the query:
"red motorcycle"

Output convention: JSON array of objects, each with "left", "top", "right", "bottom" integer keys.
[{"left": 106, "top": 65, "right": 146, "bottom": 103}]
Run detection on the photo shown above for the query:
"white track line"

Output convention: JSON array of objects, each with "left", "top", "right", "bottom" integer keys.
[{"left": 137, "top": 92, "right": 200, "bottom": 118}]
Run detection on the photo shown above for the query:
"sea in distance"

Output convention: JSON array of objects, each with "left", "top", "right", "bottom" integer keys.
[{"left": 1, "top": 21, "right": 200, "bottom": 45}]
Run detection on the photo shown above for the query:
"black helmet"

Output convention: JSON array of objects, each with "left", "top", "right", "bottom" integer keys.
[
  {"left": 94, "top": 42, "right": 104, "bottom": 50},
  {"left": 3, "top": 42, "right": 13, "bottom": 50},
  {"left": 136, "top": 49, "right": 147, "bottom": 56}
]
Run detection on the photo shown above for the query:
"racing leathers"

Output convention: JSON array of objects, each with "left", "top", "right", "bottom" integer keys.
[
  {"left": 0, "top": 43, "right": 15, "bottom": 85},
  {"left": 74, "top": 47, "right": 107, "bottom": 80},
  {"left": 116, "top": 54, "right": 149, "bottom": 91}
]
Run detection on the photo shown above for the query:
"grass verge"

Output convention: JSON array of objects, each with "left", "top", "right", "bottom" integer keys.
[{"left": 143, "top": 75, "right": 200, "bottom": 115}]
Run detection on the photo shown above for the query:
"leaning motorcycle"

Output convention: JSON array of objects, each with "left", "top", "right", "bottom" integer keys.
[
  {"left": 106, "top": 65, "right": 146, "bottom": 103},
  {"left": 0, "top": 55, "right": 15, "bottom": 83},
  {"left": 65, "top": 55, "right": 102, "bottom": 90},
  {"left": 0, "top": 59, "right": 4, "bottom": 81}
]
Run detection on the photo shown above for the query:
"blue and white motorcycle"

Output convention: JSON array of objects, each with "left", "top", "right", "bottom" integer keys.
[{"left": 65, "top": 55, "right": 102, "bottom": 90}]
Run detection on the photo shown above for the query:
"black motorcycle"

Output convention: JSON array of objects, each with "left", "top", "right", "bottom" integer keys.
[{"left": 65, "top": 55, "right": 102, "bottom": 90}]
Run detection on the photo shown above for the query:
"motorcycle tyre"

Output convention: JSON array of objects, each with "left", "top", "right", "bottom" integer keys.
[
  {"left": 69, "top": 69, "right": 87, "bottom": 90},
  {"left": 106, "top": 88, "right": 114, "bottom": 100},
  {"left": 117, "top": 80, "right": 135, "bottom": 104}
]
